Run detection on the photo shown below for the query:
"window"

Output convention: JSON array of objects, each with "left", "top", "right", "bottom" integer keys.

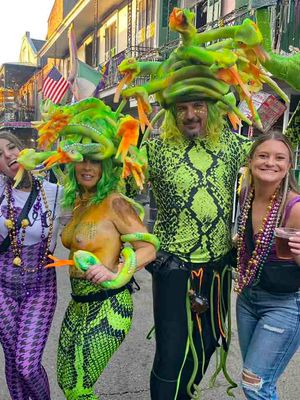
[
  {"left": 195, "top": 1, "right": 207, "bottom": 29},
  {"left": 105, "top": 22, "right": 117, "bottom": 60},
  {"left": 162, "top": 0, "right": 178, "bottom": 28},
  {"left": 137, "top": 0, "right": 156, "bottom": 46},
  {"left": 85, "top": 42, "right": 93, "bottom": 66},
  {"left": 235, "top": 0, "right": 248, "bottom": 8}
]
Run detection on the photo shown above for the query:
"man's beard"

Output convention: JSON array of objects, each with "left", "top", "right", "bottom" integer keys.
[
  {"left": 182, "top": 125, "right": 206, "bottom": 140},
  {"left": 185, "top": 132, "right": 200, "bottom": 140}
]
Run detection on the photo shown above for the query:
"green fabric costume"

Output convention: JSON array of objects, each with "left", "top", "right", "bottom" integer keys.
[
  {"left": 144, "top": 128, "right": 250, "bottom": 399},
  {"left": 145, "top": 130, "right": 250, "bottom": 262},
  {"left": 57, "top": 279, "right": 133, "bottom": 400}
]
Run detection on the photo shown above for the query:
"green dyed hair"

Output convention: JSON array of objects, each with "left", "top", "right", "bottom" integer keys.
[
  {"left": 62, "top": 158, "right": 121, "bottom": 209},
  {"left": 160, "top": 102, "right": 226, "bottom": 146}
]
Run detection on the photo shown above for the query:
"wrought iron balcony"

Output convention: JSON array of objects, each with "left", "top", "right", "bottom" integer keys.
[
  {"left": 98, "top": 45, "right": 163, "bottom": 91},
  {"left": 0, "top": 104, "right": 35, "bottom": 124}
]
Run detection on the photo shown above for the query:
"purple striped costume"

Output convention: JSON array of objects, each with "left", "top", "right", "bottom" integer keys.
[{"left": 0, "top": 179, "right": 61, "bottom": 400}]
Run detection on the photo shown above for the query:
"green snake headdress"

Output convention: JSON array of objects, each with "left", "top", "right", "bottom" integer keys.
[
  {"left": 114, "top": 7, "right": 296, "bottom": 133},
  {"left": 15, "top": 97, "right": 147, "bottom": 190}
]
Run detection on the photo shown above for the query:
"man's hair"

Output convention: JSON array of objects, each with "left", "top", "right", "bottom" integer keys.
[
  {"left": 160, "top": 102, "right": 226, "bottom": 146},
  {"left": 62, "top": 157, "right": 121, "bottom": 209}
]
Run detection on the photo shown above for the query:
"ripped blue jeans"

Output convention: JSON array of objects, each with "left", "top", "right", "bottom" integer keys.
[{"left": 236, "top": 286, "right": 300, "bottom": 400}]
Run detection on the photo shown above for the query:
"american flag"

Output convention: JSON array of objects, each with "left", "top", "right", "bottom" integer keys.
[{"left": 42, "top": 67, "right": 70, "bottom": 104}]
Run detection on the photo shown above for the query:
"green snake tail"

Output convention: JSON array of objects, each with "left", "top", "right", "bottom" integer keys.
[
  {"left": 121, "top": 232, "right": 160, "bottom": 251},
  {"left": 186, "top": 278, "right": 201, "bottom": 399},
  {"left": 208, "top": 268, "right": 237, "bottom": 395}
]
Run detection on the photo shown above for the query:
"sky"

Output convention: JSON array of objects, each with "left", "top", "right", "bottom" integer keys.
[{"left": 0, "top": 0, "right": 54, "bottom": 65}]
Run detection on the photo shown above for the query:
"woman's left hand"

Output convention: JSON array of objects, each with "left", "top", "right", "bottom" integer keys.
[
  {"left": 289, "top": 233, "right": 300, "bottom": 264},
  {"left": 85, "top": 264, "right": 118, "bottom": 285}
]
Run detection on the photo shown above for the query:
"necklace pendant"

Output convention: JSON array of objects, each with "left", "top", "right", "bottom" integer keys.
[
  {"left": 4, "top": 219, "right": 13, "bottom": 229},
  {"left": 13, "top": 256, "right": 22, "bottom": 267}
]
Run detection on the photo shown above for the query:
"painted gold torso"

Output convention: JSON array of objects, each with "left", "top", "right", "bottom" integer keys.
[{"left": 61, "top": 194, "right": 122, "bottom": 278}]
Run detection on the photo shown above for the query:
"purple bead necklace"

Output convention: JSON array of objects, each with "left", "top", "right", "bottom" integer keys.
[
  {"left": 4, "top": 177, "right": 54, "bottom": 277},
  {"left": 234, "top": 186, "right": 282, "bottom": 293}
]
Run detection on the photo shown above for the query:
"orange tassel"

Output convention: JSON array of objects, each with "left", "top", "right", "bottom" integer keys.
[
  {"left": 137, "top": 98, "right": 152, "bottom": 133},
  {"left": 227, "top": 112, "right": 241, "bottom": 130},
  {"left": 115, "top": 117, "right": 140, "bottom": 160},
  {"left": 216, "top": 273, "right": 226, "bottom": 338},
  {"left": 114, "top": 72, "right": 135, "bottom": 103}
]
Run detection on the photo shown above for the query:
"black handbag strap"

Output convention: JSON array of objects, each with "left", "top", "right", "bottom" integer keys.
[{"left": 0, "top": 182, "right": 39, "bottom": 253}]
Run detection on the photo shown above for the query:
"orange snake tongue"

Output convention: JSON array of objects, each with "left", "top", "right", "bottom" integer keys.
[
  {"left": 45, "top": 254, "right": 75, "bottom": 268},
  {"left": 114, "top": 72, "right": 132, "bottom": 103}
]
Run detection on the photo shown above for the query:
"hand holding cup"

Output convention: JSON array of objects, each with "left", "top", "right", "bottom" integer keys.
[
  {"left": 288, "top": 231, "right": 300, "bottom": 265},
  {"left": 275, "top": 228, "right": 300, "bottom": 262}
]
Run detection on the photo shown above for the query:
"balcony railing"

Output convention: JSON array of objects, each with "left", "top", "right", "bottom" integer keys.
[
  {"left": 0, "top": 104, "right": 35, "bottom": 124},
  {"left": 98, "top": 46, "right": 163, "bottom": 91}
]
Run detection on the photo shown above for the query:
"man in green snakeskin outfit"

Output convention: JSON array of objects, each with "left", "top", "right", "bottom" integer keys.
[{"left": 145, "top": 99, "right": 251, "bottom": 399}]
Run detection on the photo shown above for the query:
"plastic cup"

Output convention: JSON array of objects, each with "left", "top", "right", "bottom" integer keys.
[{"left": 274, "top": 228, "right": 299, "bottom": 259}]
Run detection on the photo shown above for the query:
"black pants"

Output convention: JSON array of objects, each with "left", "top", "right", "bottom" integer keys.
[{"left": 150, "top": 263, "right": 231, "bottom": 400}]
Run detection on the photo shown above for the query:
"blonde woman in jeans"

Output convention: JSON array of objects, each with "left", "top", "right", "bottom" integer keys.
[{"left": 235, "top": 132, "right": 300, "bottom": 400}]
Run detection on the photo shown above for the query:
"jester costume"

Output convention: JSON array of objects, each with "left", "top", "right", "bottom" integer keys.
[
  {"left": 16, "top": 97, "right": 159, "bottom": 399},
  {"left": 113, "top": 6, "right": 299, "bottom": 400}
]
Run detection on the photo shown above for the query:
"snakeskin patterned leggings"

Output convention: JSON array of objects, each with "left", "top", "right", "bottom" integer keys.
[
  {"left": 0, "top": 280, "right": 57, "bottom": 400},
  {"left": 57, "top": 288, "right": 133, "bottom": 400}
]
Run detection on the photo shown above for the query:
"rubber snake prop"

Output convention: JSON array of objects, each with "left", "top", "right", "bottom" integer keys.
[
  {"left": 46, "top": 232, "right": 160, "bottom": 290},
  {"left": 255, "top": 7, "right": 300, "bottom": 92}
]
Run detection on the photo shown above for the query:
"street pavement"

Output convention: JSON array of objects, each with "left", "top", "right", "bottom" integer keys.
[{"left": 1, "top": 238, "right": 299, "bottom": 399}]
